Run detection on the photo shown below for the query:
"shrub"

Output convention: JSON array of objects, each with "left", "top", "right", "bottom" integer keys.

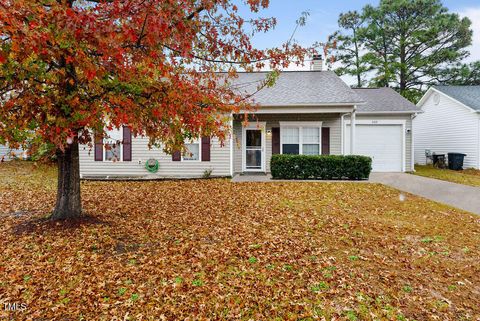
[
  {"left": 270, "top": 154, "right": 372, "bottom": 180},
  {"left": 202, "top": 168, "right": 213, "bottom": 179}
]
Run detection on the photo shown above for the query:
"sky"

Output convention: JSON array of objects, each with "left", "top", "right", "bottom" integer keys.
[{"left": 243, "top": 0, "right": 480, "bottom": 79}]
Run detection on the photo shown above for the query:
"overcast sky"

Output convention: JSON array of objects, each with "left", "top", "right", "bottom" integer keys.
[{"left": 244, "top": 0, "right": 480, "bottom": 78}]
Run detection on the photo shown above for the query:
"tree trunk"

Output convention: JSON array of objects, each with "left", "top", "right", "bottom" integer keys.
[
  {"left": 399, "top": 34, "right": 407, "bottom": 94},
  {"left": 51, "top": 141, "right": 82, "bottom": 220},
  {"left": 353, "top": 29, "right": 362, "bottom": 88}
]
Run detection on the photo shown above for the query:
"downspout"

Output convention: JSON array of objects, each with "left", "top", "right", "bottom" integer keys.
[
  {"left": 229, "top": 114, "right": 234, "bottom": 177},
  {"left": 411, "top": 113, "right": 418, "bottom": 172},
  {"left": 340, "top": 113, "right": 349, "bottom": 155},
  {"left": 350, "top": 106, "right": 357, "bottom": 155}
]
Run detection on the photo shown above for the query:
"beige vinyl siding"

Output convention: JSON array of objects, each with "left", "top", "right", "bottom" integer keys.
[
  {"left": 415, "top": 92, "right": 480, "bottom": 169},
  {"left": 79, "top": 136, "right": 231, "bottom": 178},
  {"left": 233, "top": 113, "right": 343, "bottom": 174},
  {"left": 344, "top": 114, "right": 414, "bottom": 172}
]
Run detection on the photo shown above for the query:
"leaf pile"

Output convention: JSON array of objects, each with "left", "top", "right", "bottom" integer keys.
[{"left": 0, "top": 162, "right": 479, "bottom": 320}]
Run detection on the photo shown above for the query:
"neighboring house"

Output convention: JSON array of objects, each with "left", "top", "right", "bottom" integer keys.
[
  {"left": 414, "top": 86, "right": 480, "bottom": 169},
  {"left": 79, "top": 57, "right": 421, "bottom": 178},
  {"left": 0, "top": 144, "right": 24, "bottom": 161}
]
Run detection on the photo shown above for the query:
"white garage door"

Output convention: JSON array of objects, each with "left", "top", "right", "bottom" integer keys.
[{"left": 345, "top": 124, "right": 403, "bottom": 172}]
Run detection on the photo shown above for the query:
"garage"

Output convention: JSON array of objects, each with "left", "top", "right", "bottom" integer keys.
[{"left": 345, "top": 124, "right": 404, "bottom": 172}]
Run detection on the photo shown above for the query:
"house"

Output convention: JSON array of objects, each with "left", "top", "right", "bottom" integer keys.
[
  {"left": 414, "top": 86, "right": 480, "bottom": 169},
  {"left": 79, "top": 57, "right": 421, "bottom": 178},
  {"left": 0, "top": 144, "right": 24, "bottom": 161}
]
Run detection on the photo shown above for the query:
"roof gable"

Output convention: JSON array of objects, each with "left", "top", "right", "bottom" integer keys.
[{"left": 432, "top": 86, "right": 480, "bottom": 111}]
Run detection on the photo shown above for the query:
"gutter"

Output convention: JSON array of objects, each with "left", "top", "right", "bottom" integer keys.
[
  {"left": 256, "top": 102, "right": 366, "bottom": 107},
  {"left": 357, "top": 110, "right": 423, "bottom": 115}
]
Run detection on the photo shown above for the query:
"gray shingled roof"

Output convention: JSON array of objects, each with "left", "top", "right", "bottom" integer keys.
[
  {"left": 353, "top": 88, "right": 421, "bottom": 113},
  {"left": 230, "top": 71, "right": 364, "bottom": 106},
  {"left": 433, "top": 86, "right": 480, "bottom": 111}
]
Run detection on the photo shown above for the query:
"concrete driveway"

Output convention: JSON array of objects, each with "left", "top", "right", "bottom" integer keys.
[{"left": 370, "top": 172, "right": 480, "bottom": 215}]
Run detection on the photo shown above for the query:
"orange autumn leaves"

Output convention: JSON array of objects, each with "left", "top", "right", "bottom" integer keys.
[
  {"left": 0, "top": 0, "right": 309, "bottom": 154},
  {"left": 0, "top": 162, "right": 479, "bottom": 319}
]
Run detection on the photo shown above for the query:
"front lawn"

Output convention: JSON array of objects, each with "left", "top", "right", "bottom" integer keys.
[
  {"left": 414, "top": 164, "right": 480, "bottom": 187},
  {"left": 1, "top": 161, "right": 479, "bottom": 320}
]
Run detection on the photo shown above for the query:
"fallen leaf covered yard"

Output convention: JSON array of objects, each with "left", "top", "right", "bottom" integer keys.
[
  {"left": 1, "top": 0, "right": 480, "bottom": 320},
  {"left": 0, "top": 162, "right": 479, "bottom": 319}
]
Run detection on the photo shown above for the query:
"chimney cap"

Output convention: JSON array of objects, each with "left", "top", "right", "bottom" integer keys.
[{"left": 311, "top": 54, "right": 323, "bottom": 71}]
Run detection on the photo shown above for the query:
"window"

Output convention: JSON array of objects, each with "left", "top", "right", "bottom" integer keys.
[
  {"left": 183, "top": 141, "right": 200, "bottom": 161},
  {"left": 282, "top": 127, "right": 300, "bottom": 154},
  {"left": 302, "top": 127, "right": 320, "bottom": 155},
  {"left": 280, "top": 122, "right": 322, "bottom": 155},
  {"left": 104, "top": 128, "right": 122, "bottom": 162}
]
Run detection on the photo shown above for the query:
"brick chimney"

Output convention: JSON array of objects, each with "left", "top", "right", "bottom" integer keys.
[{"left": 311, "top": 54, "right": 323, "bottom": 71}]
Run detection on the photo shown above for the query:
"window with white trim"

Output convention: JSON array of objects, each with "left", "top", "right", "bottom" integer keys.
[
  {"left": 280, "top": 123, "right": 322, "bottom": 155},
  {"left": 281, "top": 127, "right": 300, "bottom": 154},
  {"left": 183, "top": 139, "right": 201, "bottom": 161},
  {"left": 104, "top": 128, "right": 122, "bottom": 162},
  {"left": 302, "top": 127, "right": 320, "bottom": 155}
]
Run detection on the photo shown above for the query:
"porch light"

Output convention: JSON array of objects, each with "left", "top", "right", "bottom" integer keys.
[{"left": 266, "top": 129, "right": 272, "bottom": 137}]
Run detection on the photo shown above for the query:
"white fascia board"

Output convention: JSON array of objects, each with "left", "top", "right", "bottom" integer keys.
[
  {"left": 416, "top": 87, "right": 435, "bottom": 107},
  {"left": 279, "top": 121, "right": 323, "bottom": 127}
]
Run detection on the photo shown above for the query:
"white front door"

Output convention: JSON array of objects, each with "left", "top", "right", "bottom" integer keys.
[{"left": 243, "top": 125, "right": 265, "bottom": 172}]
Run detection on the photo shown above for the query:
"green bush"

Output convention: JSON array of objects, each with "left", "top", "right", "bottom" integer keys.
[{"left": 270, "top": 154, "right": 372, "bottom": 180}]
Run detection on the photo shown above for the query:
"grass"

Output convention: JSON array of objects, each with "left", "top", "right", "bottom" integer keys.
[
  {"left": 414, "top": 164, "right": 480, "bottom": 187},
  {"left": 0, "top": 161, "right": 479, "bottom": 320}
]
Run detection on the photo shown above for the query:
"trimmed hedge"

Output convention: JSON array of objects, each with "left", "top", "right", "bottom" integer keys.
[{"left": 270, "top": 154, "right": 372, "bottom": 180}]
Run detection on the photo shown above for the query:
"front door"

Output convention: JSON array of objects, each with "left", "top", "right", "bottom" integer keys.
[{"left": 244, "top": 128, "right": 264, "bottom": 172}]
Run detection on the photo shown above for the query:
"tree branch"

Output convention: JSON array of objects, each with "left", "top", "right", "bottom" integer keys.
[{"left": 186, "top": 6, "right": 205, "bottom": 20}]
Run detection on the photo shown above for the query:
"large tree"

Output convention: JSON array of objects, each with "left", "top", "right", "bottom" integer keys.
[
  {"left": 0, "top": 0, "right": 308, "bottom": 220},
  {"left": 360, "top": 4, "right": 396, "bottom": 88},
  {"left": 328, "top": 11, "right": 369, "bottom": 88},
  {"left": 331, "top": 0, "right": 472, "bottom": 100},
  {"left": 440, "top": 61, "right": 480, "bottom": 85}
]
